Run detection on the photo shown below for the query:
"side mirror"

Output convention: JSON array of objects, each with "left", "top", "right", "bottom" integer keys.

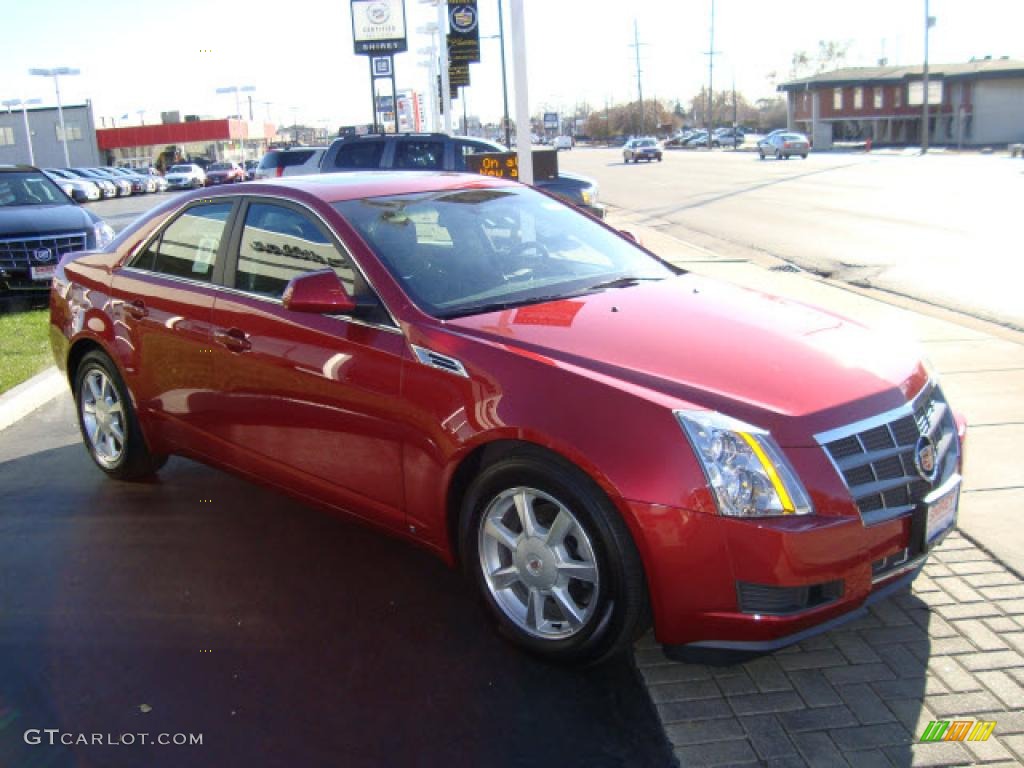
[
  {"left": 282, "top": 269, "right": 357, "bottom": 314},
  {"left": 620, "top": 230, "right": 637, "bottom": 242}
]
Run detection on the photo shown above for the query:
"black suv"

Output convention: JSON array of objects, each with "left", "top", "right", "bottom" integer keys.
[
  {"left": 319, "top": 134, "right": 604, "bottom": 218},
  {"left": 0, "top": 165, "right": 114, "bottom": 300}
]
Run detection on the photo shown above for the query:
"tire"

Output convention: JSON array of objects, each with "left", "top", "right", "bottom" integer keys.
[
  {"left": 801, "top": 153, "right": 808, "bottom": 159},
  {"left": 74, "top": 350, "right": 166, "bottom": 480},
  {"left": 460, "top": 451, "right": 649, "bottom": 664},
  {"left": 759, "top": 152, "right": 765, "bottom": 160},
  {"left": 657, "top": 155, "right": 662, "bottom": 162},
  {"left": 775, "top": 150, "right": 783, "bottom": 160}
]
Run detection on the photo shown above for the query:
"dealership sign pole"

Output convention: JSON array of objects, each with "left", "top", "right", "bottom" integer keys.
[{"left": 351, "top": 0, "right": 408, "bottom": 133}]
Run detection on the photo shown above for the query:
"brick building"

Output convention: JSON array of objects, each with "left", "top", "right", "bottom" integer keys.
[{"left": 778, "top": 57, "right": 1024, "bottom": 149}]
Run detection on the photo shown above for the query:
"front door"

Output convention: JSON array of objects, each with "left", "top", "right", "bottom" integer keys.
[{"left": 208, "top": 199, "right": 408, "bottom": 530}]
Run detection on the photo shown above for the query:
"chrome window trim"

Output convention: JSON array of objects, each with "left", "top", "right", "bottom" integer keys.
[{"left": 118, "top": 192, "right": 402, "bottom": 332}]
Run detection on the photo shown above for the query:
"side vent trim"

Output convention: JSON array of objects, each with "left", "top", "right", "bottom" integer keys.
[{"left": 410, "top": 345, "right": 469, "bottom": 378}]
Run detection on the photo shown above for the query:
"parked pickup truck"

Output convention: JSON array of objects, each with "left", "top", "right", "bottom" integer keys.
[{"left": 319, "top": 133, "right": 604, "bottom": 218}]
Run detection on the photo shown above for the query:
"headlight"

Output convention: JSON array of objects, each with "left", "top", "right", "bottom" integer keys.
[
  {"left": 60, "top": 183, "right": 75, "bottom": 197},
  {"left": 581, "top": 185, "right": 599, "bottom": 206},
  {"left": 93, "top": 221, "right": 115, "bottom": 248},
  {"left": 676, "top": 410, "right": 813, "bottom": 517}
]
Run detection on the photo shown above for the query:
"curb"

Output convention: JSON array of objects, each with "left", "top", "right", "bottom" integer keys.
[{"left": 0, "top": 366, "right": 67, "bottom": 433}]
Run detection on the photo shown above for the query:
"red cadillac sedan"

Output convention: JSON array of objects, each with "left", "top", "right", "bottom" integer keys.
[{"left": 49, "top": 172, "right": 965, "bottom": 664}]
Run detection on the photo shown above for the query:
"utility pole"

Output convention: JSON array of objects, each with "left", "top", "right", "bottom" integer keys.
[
  {"left": 497, "top": 0, "right": 512, "bottom": 147},
  {"left": 704, "top": 0, "right": 719, "bottom": 143},
  {"left": 630, "top": 19, "right": 645, "bottom": 136},
  {"left": 921, "top": 0, "right": 934, "bottom": 153}
]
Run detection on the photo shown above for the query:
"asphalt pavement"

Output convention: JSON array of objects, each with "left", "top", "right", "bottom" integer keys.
[
  {"left": 0, "top": 396, "right": 673, "bottom": 768},
  {"left": 559, "top": 147, "right": 1024, "bottom": 332}
]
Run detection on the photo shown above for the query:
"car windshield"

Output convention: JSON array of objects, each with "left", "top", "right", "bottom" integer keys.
[
  {"left": 0, "top": 172, "right": 71, "bottom": 207},
  {"left": 335, "top": 186, "right": 677, "bottom": 319},
  {"left": 637, "top": 140, "right": 655, "bottom": 147},
  {"left": 209, "top": 163, "right": 231, "bottom": 170},
  {"left": 169, "top": 165, "right": 192, "bottom": 173}
]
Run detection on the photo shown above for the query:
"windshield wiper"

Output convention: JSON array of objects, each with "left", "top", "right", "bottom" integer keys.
[
  {"left": 439, "top": 293, "right": 577, "bottom": 319},
  {"left": 583, "top": 276, "right": 664, "bottom": 292}
]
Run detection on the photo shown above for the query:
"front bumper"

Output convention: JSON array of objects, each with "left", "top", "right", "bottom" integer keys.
[{"left": 622, "top": 495, "right": 939, "bottom": 650}]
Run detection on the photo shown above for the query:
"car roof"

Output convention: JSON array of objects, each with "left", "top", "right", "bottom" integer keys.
[
  {"left": 0, "top": 164, "right": 41, "bottom": 173},
  {"left": 227, "top": 170, "right": 519, "bottom": 203}
]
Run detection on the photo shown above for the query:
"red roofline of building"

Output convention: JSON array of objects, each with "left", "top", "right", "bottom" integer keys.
[{"left": 96, "top": 119, "right": 276, "bottom": 150}]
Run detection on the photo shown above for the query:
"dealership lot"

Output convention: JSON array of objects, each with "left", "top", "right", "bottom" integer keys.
[{"left": 4, "top": 159, "right": 1024, "bottom": 766}]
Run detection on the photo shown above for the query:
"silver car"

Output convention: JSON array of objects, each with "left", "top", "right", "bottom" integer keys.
[
  {"left": 253, "top": 147, "right": 327, "bottom": 179},
  {"left": 623, "top": 138, "right": 663, "bottom": 163},
  {"left": 758, "top": 132, "right": 811, "bottom": 160}
]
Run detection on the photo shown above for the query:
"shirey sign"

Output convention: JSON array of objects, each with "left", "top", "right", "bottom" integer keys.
[{"left": 351, "top": 0, "right": 408, "bottom": 55}]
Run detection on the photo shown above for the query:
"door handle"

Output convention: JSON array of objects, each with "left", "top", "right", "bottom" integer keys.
[
  {"left": 124, "top": 300, "right": 148, "bottom": 320},
  {"left": 214, "top": 327, "right": 252, "bottom": 353}
]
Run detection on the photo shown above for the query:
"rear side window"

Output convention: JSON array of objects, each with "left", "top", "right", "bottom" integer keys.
[
  {"left": 393, "top": 140, "right": 444, "bottom": 170},
  {"left": 131, "top": 203, "right": 232, "bottom": 282},
  {"left": 259, "top": 150, "right": 314, "bottom": 170},
  {"left": 454, "top": 140, "right": 501, "bottom": 171},
  {"left": 235, "top": 203, "right": 356, "bottom": 298},
  {"left": 331, "top": 141, "right": 385, "bottom": 170}
]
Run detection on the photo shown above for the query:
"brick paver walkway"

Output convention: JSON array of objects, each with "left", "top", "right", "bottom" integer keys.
[{"left": 635, "top": 532, "right": 1024, "bottom": 766}]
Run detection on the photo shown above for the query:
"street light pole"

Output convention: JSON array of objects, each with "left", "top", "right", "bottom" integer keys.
[
  {"left": 497, "top": 0, "right": 512, "bottom": 147},
  {"left": 29, "top": 67, "right": 80, "bottom": 166},
  {"left": 508, "top": 0, "right": 532, "bottom": 184},
  {"left": 2, "top": 98, "right": 42, "bottom": 165}
]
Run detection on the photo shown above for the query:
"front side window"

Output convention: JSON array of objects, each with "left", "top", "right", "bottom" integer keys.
[
  {"left": 335, "top": 187, "right": 676, "bottom": 318},
  {"left": 393, "top": 140, "right": 444, "bottom": 170},
  {"left": 454, "top": 140, "right": 503, "bottom": 171},
  {"left": 235, "top": 203, "right": 355, "bottom": 298},
  {"left": 131, "top": 202, "right": 232, "bottom": 282}
]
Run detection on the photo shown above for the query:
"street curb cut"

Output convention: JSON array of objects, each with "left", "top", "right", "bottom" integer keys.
[{"left": 0, "top": 366, "right": 66, "bottom": 433}]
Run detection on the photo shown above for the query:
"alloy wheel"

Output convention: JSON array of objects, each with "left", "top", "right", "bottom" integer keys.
[
  {"left": 80, "top": 368, "right": 126, "bottom": 468},
  {"left": 478, "top": 486, "right": 600, "bottom": 639}
]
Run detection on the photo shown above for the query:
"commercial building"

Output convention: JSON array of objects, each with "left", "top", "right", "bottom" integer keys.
[
  {"left": 779, "top": 57, "right": 1024, "bottom": 149},
  {"left": 96, "top": 117, "right": 278, "bottom": 169},
  {"left": 396, "top": 90, "right": 424, "bottom": 133},
  {"left": 0, "top": 103, "right": 101, "bottom": 167}
]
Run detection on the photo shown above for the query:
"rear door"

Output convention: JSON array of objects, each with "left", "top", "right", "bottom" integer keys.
[
  {"left": 207, "top": 197, "right": 408, "bottom": 529},
  {"left": 110, "top": 199, "right": 237, "bottom": 449}
]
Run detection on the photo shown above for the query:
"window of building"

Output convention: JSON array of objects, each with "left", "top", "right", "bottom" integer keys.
[
  {"left": 0, "top": 126, "right": 14, "bottom": 146},
  {"left": 873, "top": 88, "right": 883, "bottom": 109},
  {"left": 802, "top": 93, "right": 810, "bottom": 110},
  {"left": 833, "top": 88, "right": 843, "bottom": 110},
  {"left": 55, "top": 122, "right": 83, "bottom": 142},
  {"left": 894, "top": 87, "right": 902, "bottom": 108},
  {"left": 854, "top": 87, "right": 864, "bottom": 110}
]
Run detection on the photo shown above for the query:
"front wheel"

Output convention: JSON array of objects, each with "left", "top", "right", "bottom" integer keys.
[
  {"left": 74, "top": 350, "right": 166, "bottom": 480},
  {"left": 461, "top": 453, "right": 648, "bottom": 664},
  {"left": 775, "top": 150, "right": 783, "bottom": 160}
]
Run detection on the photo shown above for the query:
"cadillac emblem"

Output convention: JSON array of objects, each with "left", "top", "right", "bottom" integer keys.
[
  {"left": 367, "top": 2, "right": 390, "bottom": 24},
  {"left": 451, "top": 6, "right": 478, "bottom": 33},
  {"left": 914, "top": 434, "right": 938, "bottom": 483},
  {"left": 34, "top": 248, "right": 53, "bottom": 263}
]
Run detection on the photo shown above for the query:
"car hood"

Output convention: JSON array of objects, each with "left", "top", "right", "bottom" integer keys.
[
  {"left": 0, "top": 203, "right": 98, "bottom": 235},
  {"left": 445, "top": 274, "right": 925, "bottom": 446}
]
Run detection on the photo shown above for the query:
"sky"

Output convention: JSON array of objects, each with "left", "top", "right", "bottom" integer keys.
[{"left": 2, "top": 0, "right": 1022, "bottom": 131}]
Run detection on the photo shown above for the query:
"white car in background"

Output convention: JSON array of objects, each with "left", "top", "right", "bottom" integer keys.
[
  {"left": 165, "top": 164, "right": 206, "bottom": 189},
  {"left": 553, "top": 135, "right": 574, "bottom": 150}
]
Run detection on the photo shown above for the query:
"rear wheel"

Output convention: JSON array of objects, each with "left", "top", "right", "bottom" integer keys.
[
  {"left": 801, "top": 153, "right": 808, "bottom": 159},
  {"left": 461, "top": 453, "right": 648, "bottom": 664},
  {"left": 775, "top": 149, "right": 783, "bottom": 160},
  {"left": 74, "top": 350, "right": 165, "bottom": 480}
]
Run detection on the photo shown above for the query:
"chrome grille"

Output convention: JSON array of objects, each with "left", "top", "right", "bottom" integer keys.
[
  {"left": 816, "top": 384, "right": 960, "bottom": 525},
  {"left": 0, "top": 232, "right": 88, "bottom": 271}
]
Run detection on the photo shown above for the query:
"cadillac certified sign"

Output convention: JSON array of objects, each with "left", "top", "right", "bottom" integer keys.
[
  {"left": 914, "top": 434, "right": 939, "bottom": 483},
  {"left": 351, "top": 0, "right": 408, "bottom": 55},
  {"left": 447, "top": 0, "right": 480, "bottom": 64}
]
